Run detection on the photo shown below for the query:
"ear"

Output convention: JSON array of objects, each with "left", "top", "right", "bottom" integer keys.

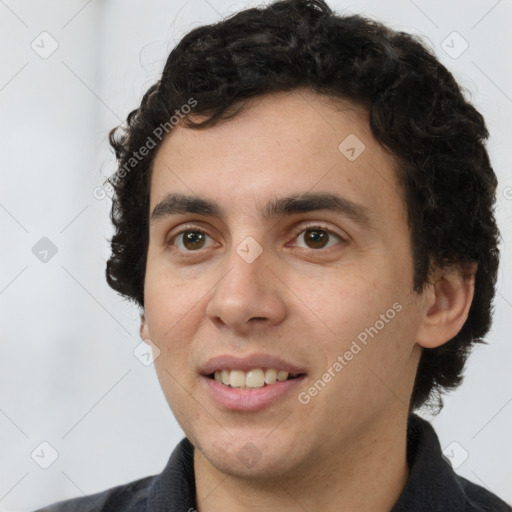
[
  {"left": 140, "top": 311, "right": 151, "bottom": 343},
  {"left": 416, "top": 263, "right": 477, "bottom": 349}
]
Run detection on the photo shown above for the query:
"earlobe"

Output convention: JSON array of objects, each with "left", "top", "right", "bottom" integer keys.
[
  {"left": 416, "top": 263, "right": 477, "bottom": 349},
  {"left": 140, "top": 311, "right": 150, "bottom": 343}
]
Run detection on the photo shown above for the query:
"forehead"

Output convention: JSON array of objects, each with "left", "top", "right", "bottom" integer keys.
[{"left": 149, "top": 89, "right": 405, "bottom": 228}]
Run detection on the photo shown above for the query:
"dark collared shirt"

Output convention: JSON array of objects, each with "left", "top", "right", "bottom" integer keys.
[{"left": 35, "top": 414, "right": 511, "bottom": 511}]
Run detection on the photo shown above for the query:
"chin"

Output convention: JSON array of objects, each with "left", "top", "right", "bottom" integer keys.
[{"left": 194, "top": 427, "right": 308, "bottom": 480}]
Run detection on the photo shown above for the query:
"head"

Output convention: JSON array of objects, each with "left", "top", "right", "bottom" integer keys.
[{"left": 106, "top": 0, "right": 499, "bottom": 478}]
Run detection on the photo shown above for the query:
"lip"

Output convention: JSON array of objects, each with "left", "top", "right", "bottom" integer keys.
[
  {"left": 199, "top": 353, "right": 308, "bottom": 412},
  {"left": 200, "top": 353, "right": 307, "bottom": 375},
  {"left": 201, "top": 374, "right": 307, "bottom": 411}
]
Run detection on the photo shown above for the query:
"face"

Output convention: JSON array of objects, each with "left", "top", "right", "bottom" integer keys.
[{"left": 141, "top": 89, "right": 426, "bottom": 480}]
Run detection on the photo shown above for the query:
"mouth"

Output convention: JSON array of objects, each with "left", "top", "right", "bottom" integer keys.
[
  {"left": 199, "top": 353, "right": 308, "bottom": 411},
  {"left": 207, "top": 368, "right": 305, "bottom": 389}
]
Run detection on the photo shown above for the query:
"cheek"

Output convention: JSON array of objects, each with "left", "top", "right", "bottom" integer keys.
[
  {"left": 143, "top": 271, "right": 199, "bottom": 358},
  {"left": 299, "top": 268, "right": 416, "bottom": 380},
  {"left": 300, "top": 272, "right": 392, "bottom": 341},
  {"left": 146, "top": 276, "right": 203, "bottom": 414}
]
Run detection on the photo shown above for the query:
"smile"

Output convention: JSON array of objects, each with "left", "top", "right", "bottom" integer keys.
[
  {"left": 211, "top": 368, "right": 302, "bottom": 389},
  {"left": 200, "top": 353, "right": 307, "bottom": 411}
]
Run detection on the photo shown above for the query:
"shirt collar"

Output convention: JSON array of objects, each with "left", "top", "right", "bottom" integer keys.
[
  {"left": 390, "top": 413, "right": 466, "bottom": 511},
  {"left": 146, "top": 435, "right": 196, "bottom": 511},
  {"left": 146, "top": 414, "right": 467, "bottom": 512}
]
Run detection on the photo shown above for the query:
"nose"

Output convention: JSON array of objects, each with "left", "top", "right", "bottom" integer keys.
[{"left": 205, "top": 242, "right": 287, "bottom": 335}]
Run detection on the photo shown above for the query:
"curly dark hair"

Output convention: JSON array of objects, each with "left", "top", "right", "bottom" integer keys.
[{"left": 106, "top": 0, "right": 500, "bottom": 411}]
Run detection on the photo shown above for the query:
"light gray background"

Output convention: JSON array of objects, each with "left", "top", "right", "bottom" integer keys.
[{"left": 0, "top": 0, "right": 511, "bottom": 510}]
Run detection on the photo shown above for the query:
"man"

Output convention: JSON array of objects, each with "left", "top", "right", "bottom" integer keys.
[{"left": 36, "top": 0, "right": 510, "bottom": 510}]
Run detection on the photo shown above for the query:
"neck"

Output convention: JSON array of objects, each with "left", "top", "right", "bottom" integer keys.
[{"left": 193, "top": 409, "right": 410, "bottom": 512}]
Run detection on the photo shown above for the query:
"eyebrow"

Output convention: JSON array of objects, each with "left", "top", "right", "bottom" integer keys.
[{"left": 150, "top": 192, "right": 374, "bottom": 230}]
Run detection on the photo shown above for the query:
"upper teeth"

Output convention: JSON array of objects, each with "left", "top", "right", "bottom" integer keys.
[{"left": 213, "top": 368, "right": 292, "bottom": 388}]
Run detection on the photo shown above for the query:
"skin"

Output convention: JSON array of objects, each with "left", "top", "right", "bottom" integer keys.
[{"left": 140, "top": 88, "right": 475, "bottom": 511}]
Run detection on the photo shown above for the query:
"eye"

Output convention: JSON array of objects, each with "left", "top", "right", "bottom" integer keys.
[
  {"left": 291, "top": 225, "right": 346, "bottom": 250},
  {"left": 168, "top": 228, "right": 216, "bottom": 252},
  {"left": 166, "top": 224, "right": 346, "bottom": 254}
]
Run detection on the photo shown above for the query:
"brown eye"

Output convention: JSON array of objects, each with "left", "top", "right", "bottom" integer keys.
[
  {"left": 171, "top": 230, "right": 214, "bottom": 251},
  {"left": 294, "top": 226, "right": 344, "bottom": 250},
  {"left": 182, "top": 231, "right": 206, "bottom": 250},
  {"left": 303, "top": 229, "right": 329, "bottom": 249}
]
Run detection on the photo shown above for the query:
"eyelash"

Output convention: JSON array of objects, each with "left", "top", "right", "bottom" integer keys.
[{"left": 166, "top": 223, "right": 347, "bottom": 254}]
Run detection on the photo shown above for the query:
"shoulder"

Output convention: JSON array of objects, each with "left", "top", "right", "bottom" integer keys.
[
  {"left": 32, "top": 474, "right": 156, "bottom": 512},
  {"left": 32, "top": 438, "right": 196, "bottom": 512},
  {"left": 395, "top": 415, "right": 511, "bottom": 512},
  {"left": 456, "top": 475, "right": 512, "bottom": 512}
]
